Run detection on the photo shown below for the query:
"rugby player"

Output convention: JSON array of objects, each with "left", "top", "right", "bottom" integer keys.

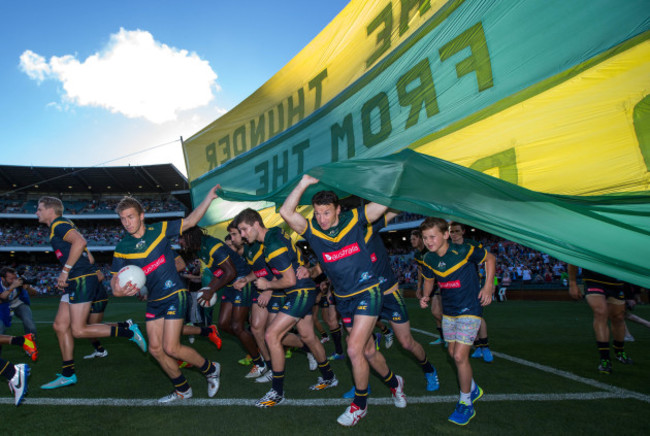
[
  {"left": 411, "top": 229, "right": 444, "bottom": 346},
  {"left": 568, "top": 266, "right": 632, "bottom": 374},
  {"left": 280, "top": 175, "right": 406, "bottom": 427},
  {"left": 179, "top": 225, "right": 261, "bottom": 373},
  {"left": 37, "top": 196, "right": 147, "bottom": 389},
  {"left": 419, "top": 217, "right": 495, "bottom": 426},
  {"left": 230, "top": 223, "right": 274, "bottom": 380},
  {"left": 365, "top": 212, "right": 440, "bottom": 391},
  {"left": 449, "top": 222, "right": 493, "bottom": 363},
  {"left": 235, "top": 208, "right": 338, "bottom": 407},
  {"left": 110, "top": 189, "right": 221, "bottom": 402}
]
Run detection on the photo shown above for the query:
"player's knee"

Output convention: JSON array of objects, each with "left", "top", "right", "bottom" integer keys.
[
  {"left": 251, "top": 322, "right": 264, "bottom": 337},
  {"left": 398, "top": 335, "right": 416, "bottom": 352},
  {"left": 610, "top": 311, "right": 625, "bottom": 323},
  {"left": 231, "top": 322, "right": 243, "bottom": 335},
  {"left": 148, "top": 343, "right": 164, "bottom": 358},
  {"left": 452, "top": 350, "right": 467, "bottom": 365},
  {"left": 163, "top": 342, "right": 180, "bottom": 357},
  {"left": 218, "top": 320, "right": 232, "bottom": 334},
  {"left": 52, "top": 320, "right": 66, "bottom": 334},
  {"left": 264, "top": 330, "right": 279, "bottom": 347},
  {"left": 70, "top": 324, "right": 88, "bottom": 338},
  {"left": 347, "top": 342, "right": 364, "bottom": 362}
]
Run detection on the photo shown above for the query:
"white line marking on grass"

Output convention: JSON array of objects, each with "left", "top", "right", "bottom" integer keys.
[
  {"left": 0, "top": 391, "right": 638, "bottom": 407},
  {"left": 412, "top": 327, "right": 650, "bottom": 404}
]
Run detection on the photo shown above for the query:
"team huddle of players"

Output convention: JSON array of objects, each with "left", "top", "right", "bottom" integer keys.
[{"left": 2, "top": 175, "right": 496, "bottom": 427}]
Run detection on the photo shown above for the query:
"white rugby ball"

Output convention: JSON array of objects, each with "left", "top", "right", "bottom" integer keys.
[
  {"left": 197, "top": 286, "right": 218, "bottom": 308},
  {"left": 118, "top": 265, "right": 146, "bottom": 290},
  {"left": 137, "top": 286, "right": 149, "bottom": 298}
]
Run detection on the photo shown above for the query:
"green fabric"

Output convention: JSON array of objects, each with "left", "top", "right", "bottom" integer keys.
[{"left": 218, "top": 149, "right": 650, "bottom": 288}]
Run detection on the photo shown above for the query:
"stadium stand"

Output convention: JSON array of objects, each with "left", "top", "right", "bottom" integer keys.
[{"left": 0, "top": 163, "right": 190, "bottom": 294}]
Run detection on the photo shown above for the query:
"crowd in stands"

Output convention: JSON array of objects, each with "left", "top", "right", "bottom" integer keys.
[
  {"left": 387, "top": 235, "right": 569, "bottom": 289},
  {"left": 0, "top": 197, "right": 186, "bottom": 215},
  {"left": 0, "top": 224, "right": 125, "bottom": 247}
]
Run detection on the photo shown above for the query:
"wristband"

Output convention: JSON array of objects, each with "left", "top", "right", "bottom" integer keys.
[
  {"left": 61, "top": 270, "right": 69, "bottom": 275},
  {"left": 64, "top": 264, "right": 73, "bottom": 269}
]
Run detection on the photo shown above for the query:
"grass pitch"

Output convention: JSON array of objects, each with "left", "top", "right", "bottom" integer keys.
[{"left": 1, "top": 297, "right": 649, "bottom": 435}]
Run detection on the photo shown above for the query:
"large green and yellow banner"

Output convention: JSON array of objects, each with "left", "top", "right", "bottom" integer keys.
[{"left": 184, "top": 0, "right": 650, "bottom": 286}]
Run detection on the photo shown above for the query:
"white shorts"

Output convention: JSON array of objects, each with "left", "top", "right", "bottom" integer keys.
[{"left": 442, "top": 315, "right": 481, "bottom": 346}]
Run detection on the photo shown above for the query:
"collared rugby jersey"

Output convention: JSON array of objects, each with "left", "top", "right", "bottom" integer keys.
[
  {"left": 199, "top": 235, "right": 250, "bottom": 281},
  {"left": 243, "top": 241, "right": 282, "bottom": 297},
  {"left": 49, "top": 217, "right": 95, "bottom": 279},
  {"left": 263, "top": 227, "right": 315, "bottom": 293},
  {"left": 421, "top": 242, "right": 488, "bottom": 317},
  {"left": 243, "top": 241, "right": 272, "bottom": 280},
  {"left": 112, "top": 219, "right": 185, "bottom": 301},
  {"left": 300, "top": 206, "right": 377, "bottom": 298},
  {"left": 365, "top": 215, "right": 399, "bottom": 293}
]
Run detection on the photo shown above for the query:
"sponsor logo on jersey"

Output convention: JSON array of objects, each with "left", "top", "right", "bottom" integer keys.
[
  {"left": 254, "top": 269, "right": 268, "bottom": 278},
  {"left": 213, "top": 269, "right": 224, "bottom": 277},
  {"left": 55, "top": 249, "right": 63, "bottom": 259},
  {"left": 342, "top": 317, "right": 352, "bottom": 325},
  {"left": 437, "top": 261, "right": 447, "bottom": 269},
  {"left": 370, "top": 253, "right": 377, "bottom": 262},
  {"left": 359, "top": 271, "right": 372, "bottom": 283},
  {"left": 167, "top": 305, "right": 177, "bottom": 316},
  {"left": 143, "top": 254, "right": 166, "bottom": 275},
  {"left": 271, "top": 268, "right": 280, "bottom": 275},
  {"left": 136, "top": 240, "right": 146, "bottom": 250},
  {"left": 392, "top": 311, "right": 402, "bottom": 321},
  {"left": 439, "top": 280, "right": 461, "bottom": 289},
  {"left": 163, "top": 280, "right": 174, "bottom": 290},
  {"left": 145, "top": 312, "right": 155, "bottom": 319},
  {"left": 322, "top": 243, "right": 360, "bottom": 263}
]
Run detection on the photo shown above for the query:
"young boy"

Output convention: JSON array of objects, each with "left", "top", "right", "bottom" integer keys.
[{"left": 418, "top": 217, "right": 495, "bottom": 426}]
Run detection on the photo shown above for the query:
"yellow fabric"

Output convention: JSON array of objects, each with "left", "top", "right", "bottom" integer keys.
[{"left": 413, "top": 40, "right": 650, "bottom": 195}]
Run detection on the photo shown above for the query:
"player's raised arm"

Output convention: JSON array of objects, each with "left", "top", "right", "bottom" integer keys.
[
  {"left": 182, "top": 184, "right": 220, "bottom": 232},
  {"left": 279, "top": 174, "right": 317, "bottom": 234},
  {"left": 365, "top": 201, "right": 390, "bottom": 223}
]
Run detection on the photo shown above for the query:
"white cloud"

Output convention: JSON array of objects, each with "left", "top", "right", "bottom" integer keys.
[
  {"left": 19, "top": 28, "right": 218, "bottom": 124},
  {"left": 19, "top": 50, "right": 52, "bottom": 82}
]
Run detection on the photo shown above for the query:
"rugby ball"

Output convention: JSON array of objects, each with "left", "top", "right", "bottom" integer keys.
[
  {"left": 118, "top": 265, "right": 146, "bottom": 290},
  {"left": 137, "top": 286, "right": 149, "bottom": 298},
  {"left": 197, "top": 286, "right": 217, "bottom": 308}
]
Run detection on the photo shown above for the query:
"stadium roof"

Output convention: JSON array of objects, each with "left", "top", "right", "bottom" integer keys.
[{"left": 0, "top": 164, "right": 188, "bottom": 196}]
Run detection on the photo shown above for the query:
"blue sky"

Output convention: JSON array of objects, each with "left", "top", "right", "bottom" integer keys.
[{"left": 0, "top": 0, "right": 347, "bottom": 177}]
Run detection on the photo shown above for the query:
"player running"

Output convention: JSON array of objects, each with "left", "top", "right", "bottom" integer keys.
[
  {"left": 110, "top": 188, "right": 221, "bottom": 402},
  {"left": 449, "top": 222, "right": 493, "bottom": 363},
  {"left": 280, "top": 175, "right": 406, "bottom": 427},
  {"left": 419, "top": 217, "right": 495, "bottom": 426},
  {"left": 36, "top": 196, "right": 147, "bottom": 389},
  {"left": 179, "top": 226, "right": 262, "bottom": 372},
  {"left": 235, "top": 208, "right": 338, "bottom": 407}
]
